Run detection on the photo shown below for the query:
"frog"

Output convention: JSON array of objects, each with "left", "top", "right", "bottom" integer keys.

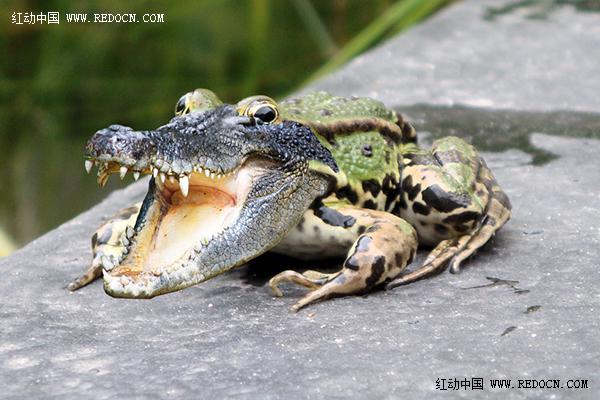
[{"left": 68, "top": 89, "right": 511, "bottom": 311}]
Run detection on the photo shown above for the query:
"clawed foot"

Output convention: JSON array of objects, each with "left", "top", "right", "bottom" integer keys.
[{"left": 269, "top": 269, "right": 341, "bottom": 311}]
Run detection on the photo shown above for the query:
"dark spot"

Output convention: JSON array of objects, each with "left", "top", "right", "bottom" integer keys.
[
  {"left": 362, "top": 200, "right": 377, "bottom": 210},
  {"left": 365, "top": 224, "right": 380, "bottom": 234},
  {"left": 365, "top": 256, "right": 386, "bottom": 287},
  {"left": 361, "top": 179, "right": 381, "bottom": 197},
  {"left": 380, "top": 174, "right": 401, "bottom": 212},
  {"left": 319, "top": 108, "right": 332, "bottom": 116},
  {"left": 357, "top": 225, "right": 366, "bottom": 235},
  {"left": 454, "top": 224, "right": 470, "bottom": 233},
  {"left": 336, "top": 185, "right": 359, "bottom": 204},
  {"left": 524, "top": 305, "right": 541, "bottom": 314},
  {"left": 314, "top": 205, "right": 356, "bottom": 228},
  {"left": 443, "top": 211, "right": 481, "bottom": 225},
  {"left": 412, "top": 202, "right": 430, "bottom": 216},
  {"left": 91, "top": 232, "right": 99, "bottom": 248},
  {"left": 401, "top": 176, "right": 421, "bottom": 201},
  {"left": 361, "top": 143, "right": 373, "bottom": 157},
  {"left": 407, "top": 184, "right": 421, "bottom": 201},
  {"left": 419, "top": 221, "right": 428, "bottom": 227},
  {"left": 384, "top": 150, "right": 390, "bottom": 163},
  {"left": 400, "top": 121, "right": 416, "bottom": 143},
  {"left": 382, "top": 174, "right": 397, "bottom": 196},
  {"left": 434, "top": 224, "right": 449, "bottom": 235},
  {"left": 421, "top": 185, "right": 471, "bottom": 213},
  {"left": 313, "top": 226, "right": 320, "bottom": 235},
  {"left": 296, "top": 217, "right": 305, "bottom": 232},
  {"left": 311, "top": 118, "right": 402, "bottom": 145},
  {"left": 501, "top": 326, "right": 517, "bottom": 336},
  {"left": 394, "top": 252, "right": 403, "bottom": 267}
]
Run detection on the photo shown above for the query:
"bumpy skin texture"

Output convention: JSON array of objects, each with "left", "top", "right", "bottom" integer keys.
[{"left": 70, "top": 90, "right": 511, "bottom": 311}]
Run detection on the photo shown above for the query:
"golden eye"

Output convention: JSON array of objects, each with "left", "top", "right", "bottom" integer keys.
[
  {"left": 174, "top": 95, "right": 188, "bottom": 116},
  {"left": 237, "top": 96, "right": 280, "bottom": 124}
]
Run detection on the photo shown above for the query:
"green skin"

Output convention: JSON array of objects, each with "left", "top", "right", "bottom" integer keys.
[{"left": 69, "top": 90, "right": 511, "bottom": 311}]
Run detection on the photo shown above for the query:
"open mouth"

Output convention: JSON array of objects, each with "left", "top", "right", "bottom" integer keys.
[{"left": 87, "top": 157, "right": 268, "bottom": 296}]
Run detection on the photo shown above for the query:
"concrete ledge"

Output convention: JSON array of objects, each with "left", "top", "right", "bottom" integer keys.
[{"left": 1, "top": 1, "right": 599, "bottom": 398}]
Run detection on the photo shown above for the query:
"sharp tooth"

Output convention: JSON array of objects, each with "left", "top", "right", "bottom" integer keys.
[
  {"left": 153, "top": 168, "right": 159, "bottom": 178},
  {"left": 179, "top": 175, "right": 189, "bottom": 197},
  {"left": 209, "top": 172, "right": 215, "bottom": 179},
  {"left": 122, "top": 236, "right": 130, "bottom": 247},
  {"left": 160, "top": 173, "right": 166, "bottom": 183},
  {"left": 204, "top": 169, "right": 210, "bottom": 177},
  {"left": 197, "top": 166, "right": 203, "bottom": 173},
  {"left": 84, "top": 160, "right": 93, "bottom": 173},
  {"left": 126, "top": 226, "right": 135, "bottom": 239},
  {"left": 119, "top": 166, "right": 128, "bottom": 179},
  {"left": 133, "top": 171, "right": 140, "bottom": 181},
  {"left": 169, "top": 175, "right": 176, "bottom": 183}
]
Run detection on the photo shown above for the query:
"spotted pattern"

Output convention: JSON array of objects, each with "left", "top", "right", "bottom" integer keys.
[{"left": 73, "top": 91, "right": 511, "bottom": 311}]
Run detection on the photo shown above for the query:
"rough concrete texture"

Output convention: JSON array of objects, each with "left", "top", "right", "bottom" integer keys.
[
  {"left": 309, "top": 0, "right": 600, "bottom": 113},
  {"left": 2, "top": 0, "right": 599, "bottom": 398}
]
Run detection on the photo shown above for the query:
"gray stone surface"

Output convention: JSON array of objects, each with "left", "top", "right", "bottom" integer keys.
[
  {"left": 2, "top": 1, "right": 599, "bottom": 399},
  {"left": 309, "top": 0, "right": 600, "bottom": 113}
]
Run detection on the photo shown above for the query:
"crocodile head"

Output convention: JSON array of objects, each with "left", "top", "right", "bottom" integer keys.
[{"left": 85, "top": 91, "right": 337, "bottom": 298}]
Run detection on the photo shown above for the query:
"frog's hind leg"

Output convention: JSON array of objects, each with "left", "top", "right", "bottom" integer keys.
[
  {"left": 269, "top": 207, "right": 418, "bottom": 311},
  {"left": 447, "top": 185, "right": 511, "bottom": 273},
  {"left": 388, "top": 137, "right": 511, "bottom": 289},
  {"left": 67, "top": 204, "right": 141, "bottom": 291}
]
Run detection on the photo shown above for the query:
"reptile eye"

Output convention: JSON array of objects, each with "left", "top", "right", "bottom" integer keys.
[
  {"left": 236, "top": 96, "right": 280, "bottom": 124},
  {"left": 175, "top": 96, "right": 187, "bottom": 116},
  {"left": 253, "top": 105, "right": 277, "bottom": 123}
]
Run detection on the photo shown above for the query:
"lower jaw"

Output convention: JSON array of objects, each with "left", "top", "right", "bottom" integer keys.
[{"left": 106, "top": 177, "right": 242, "bottom": 287}]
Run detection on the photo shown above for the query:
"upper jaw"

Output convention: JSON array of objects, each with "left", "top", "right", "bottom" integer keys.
[{"left": 85, "top": 107, "right": 250, "bottom": 188}]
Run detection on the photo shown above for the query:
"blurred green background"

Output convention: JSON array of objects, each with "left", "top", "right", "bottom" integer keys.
[{"left": 0, "top": 0, "right": 452, "bottom": 254}]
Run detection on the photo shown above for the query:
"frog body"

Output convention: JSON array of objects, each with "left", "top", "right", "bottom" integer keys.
[{"left": 69, "top": 89, "right": 511, "bottom": 311}]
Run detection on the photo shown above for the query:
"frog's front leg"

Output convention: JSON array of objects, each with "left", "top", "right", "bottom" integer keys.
[
  {"left": 269, "top": 207, "right": 418, "bottom": 311},
  {"left": 67, "top": 203, "right": 141, "bottom": 291},
  {"left": 387, "top": 136, "right": 511, "bottom": 289}
]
